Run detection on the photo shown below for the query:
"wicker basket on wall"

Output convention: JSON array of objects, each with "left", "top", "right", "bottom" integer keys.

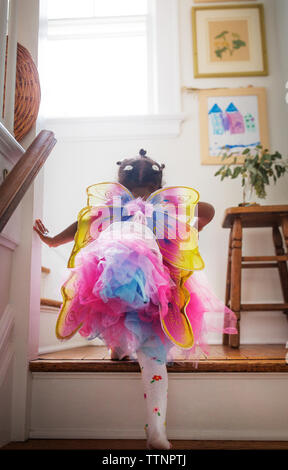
[{"left": 3, "top": 39, "right": 41, "bottom": 142}]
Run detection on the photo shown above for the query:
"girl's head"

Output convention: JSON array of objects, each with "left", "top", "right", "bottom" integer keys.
[{"left": 117, "top": 149, "right": 165, "bottom": 199}]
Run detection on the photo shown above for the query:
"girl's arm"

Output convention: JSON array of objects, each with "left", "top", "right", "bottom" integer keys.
[
  {"left": 33, "top": 219, "right": 78, "bottom": 247},
  {"left": 197, "top": 202, "right": 215, "bottom": 232}
]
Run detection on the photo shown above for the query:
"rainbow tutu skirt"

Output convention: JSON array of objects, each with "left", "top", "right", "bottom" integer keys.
[{"left": 56, "top": 221, "right": 237, "bottom": 363}]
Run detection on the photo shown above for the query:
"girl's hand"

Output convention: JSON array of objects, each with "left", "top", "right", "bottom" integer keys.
[
  {"left": 33, "top": 219, "right": 55, "bottom": 247},
  {"left": 197, "top": 202, "right": 215, "bottom": 232}
]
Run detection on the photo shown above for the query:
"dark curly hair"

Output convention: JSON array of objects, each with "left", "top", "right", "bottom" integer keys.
[{"left": 117, "top": 149, "right": 165, "bottom": 193}]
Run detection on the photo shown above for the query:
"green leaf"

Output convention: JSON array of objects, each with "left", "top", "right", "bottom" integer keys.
[
  {"left": 232, "top": 39, "right": 246, "bottom": 50},
  {"left": 215, "top": 31, "right": 229, "bottom": 39},
  {"left": 232, "top": 167, "right": 242, "bottom": 179},
  {"left": 242, "top": 148, "right": 250, "bottom": 155},
  {"left": 215, "top": 47, "right": 228, "bottom": 58},
  {"left": 275, "top": 164, "right": 285, "bottom": 178},
  {"left": 214, "top": 165, "right": 225, "bottom": 176},
  {"left": 258, "top": 167, "right": 269, "bottom": 184},
  {"left": 273, "top": 151, "right": 283, "bottom": 159}
]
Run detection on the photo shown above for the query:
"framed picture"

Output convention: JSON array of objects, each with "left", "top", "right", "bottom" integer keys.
[
  {"left": 192, "top": 4, "right": 268, "bottom": 77},
  {"left": 198, "top": 87, "right": 269, "bottom": 165}
]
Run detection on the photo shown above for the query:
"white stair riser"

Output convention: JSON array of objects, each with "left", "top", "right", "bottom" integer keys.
[{"left": 30, "top": 372, "right": 288, "bottom": 440}]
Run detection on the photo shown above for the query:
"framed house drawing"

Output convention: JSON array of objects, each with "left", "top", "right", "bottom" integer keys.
[
  {"left": 192, "top": 4, "right": 268, "bottom": 77},
  {"left": 198, "top": 87, "right": 269, "bottom": 165}
]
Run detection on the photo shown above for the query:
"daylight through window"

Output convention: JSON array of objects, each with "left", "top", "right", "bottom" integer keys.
[{"left": 43, "top": 0, "right": 149, "bottom": 117}]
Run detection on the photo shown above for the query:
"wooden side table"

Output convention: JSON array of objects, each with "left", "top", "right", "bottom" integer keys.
[{"left": 222, "top": 205, "right": 288, "bottom": 348}]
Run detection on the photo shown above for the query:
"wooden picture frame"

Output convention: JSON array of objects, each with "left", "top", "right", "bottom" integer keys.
[
  {"left": 192, "top": 4, "right": 268, "bottom": 77},
  {"left": 198, "top": 87, "right": 269, "bottom": 165}
]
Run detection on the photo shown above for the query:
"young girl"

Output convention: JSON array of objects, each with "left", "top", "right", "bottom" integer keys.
[{"left": 34, "top": 150, "right": 237, "bottom": 450}]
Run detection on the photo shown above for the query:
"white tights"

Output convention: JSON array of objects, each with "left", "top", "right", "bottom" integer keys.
[{"left": 136, "top": 349, "right": 171, "bottom": 450}]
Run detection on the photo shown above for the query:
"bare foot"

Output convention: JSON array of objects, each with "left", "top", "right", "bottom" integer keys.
[
  {"left": 147, "top": 432, "right": 172, "bottom": 450},
  {"left": 147, "top": 438, "right": 172, "bottom": 450},
  {"left": 110, "top": 348, "right": 130, "bottom": 361}
]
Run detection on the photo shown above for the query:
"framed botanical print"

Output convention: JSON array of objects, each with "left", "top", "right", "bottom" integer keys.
[
  {"left": 198, "top": 87, "right": 269, "bottom": 165},
  {"left": 192, "top": 4, "right": 268, "bottom": 77}
]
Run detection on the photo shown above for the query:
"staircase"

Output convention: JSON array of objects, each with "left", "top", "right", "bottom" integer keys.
[
  {"left": 28, "top": 344, "right": 288, "bottom": 441},
  {"left": 39, "top": 265, "right": 92, "bottom": 354},
  {"left": 1, "top": 125, "right": 288, "bottom": 446},
  {"left": 26, "top": 221, "right": 288, "bottom": 443}
]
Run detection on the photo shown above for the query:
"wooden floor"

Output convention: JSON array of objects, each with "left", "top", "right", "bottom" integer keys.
[
  {"left": 2, "top": 438, "right": 288, "bottom": 450},
  {"left": 29, "top": 344, "right": 288, "bottom": 373}
]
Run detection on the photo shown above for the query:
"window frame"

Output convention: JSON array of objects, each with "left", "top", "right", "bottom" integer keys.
[{"left": 41, "top": 0, "right": 184, "bottom": 139}]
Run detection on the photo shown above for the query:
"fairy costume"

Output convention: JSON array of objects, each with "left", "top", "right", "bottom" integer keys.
[{"left": 56, "top": 182, "right": 237, "bottom": 363}]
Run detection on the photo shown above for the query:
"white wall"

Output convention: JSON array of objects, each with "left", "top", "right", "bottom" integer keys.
[{"left": 41, "top": 0, "right": 288, "bottom": 348}]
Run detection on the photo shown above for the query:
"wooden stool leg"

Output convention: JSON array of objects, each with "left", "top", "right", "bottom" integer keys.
[
  {"left": 229, "top": 217, "right": 242, "bottom": 348},
  {"left": 281, "top": 216, "right": 288, "bottom": 252},
  {"left": 273, "top": 224, "right": 288, "bottom": 315},
  {"left": 223, "top": 228, "right": 232, "bottom": 345}
]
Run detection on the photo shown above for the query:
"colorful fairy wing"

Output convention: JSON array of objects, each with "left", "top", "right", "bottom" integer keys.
[
  {"left": 147, "top": 186, "right": 205, "bottom": 349},
  {"left": 68, "top": 182, "right": 133, "bottom": 268},
  {"left": 56, "top": 205, "right": 119, "bottom": 340},
  {"left": 67, "top": 205, "right": 110, "bottom": 268},
  {"left": 160, "top": 266, "right": 195, "bottom": 349},
  {"left": 147, "top": 186, "right": 205, "bottom": 272},
  {"left": 147, "top": 185, "right": 199, "bottom": 223},
  {"left": 56, "top": 182, "right": 133, "bottom": 340},
  {"left": 87, "top": 181, "right": 133, "bottom": 207}
]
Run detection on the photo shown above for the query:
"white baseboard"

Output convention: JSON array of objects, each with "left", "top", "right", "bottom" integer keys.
[{"left": 0, "top": 305, "right": 14, "bottom": 387}]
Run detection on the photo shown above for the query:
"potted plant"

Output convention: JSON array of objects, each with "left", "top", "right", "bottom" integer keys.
[{"left": 214, "top": 145, "right": 288, "bottom": 206}]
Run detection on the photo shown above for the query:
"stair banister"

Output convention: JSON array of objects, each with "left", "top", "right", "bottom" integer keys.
[{"left": 0, "top": 128, "right": 57, "bottom": 232}]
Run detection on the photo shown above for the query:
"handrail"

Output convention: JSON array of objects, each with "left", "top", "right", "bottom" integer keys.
[
  {"left": 0, "top": 129, "right": 57, "bottom": 232},
  {"left": 0, "top": 120, "right": 24, "bottom": 163}
]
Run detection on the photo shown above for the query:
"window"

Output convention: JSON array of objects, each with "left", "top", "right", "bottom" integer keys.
[
  {"left": 40, "top": 0, "right": 182, "bottom": 138},
  {"left": 43, "top": 0, "right": 150, "bottom": 117}
]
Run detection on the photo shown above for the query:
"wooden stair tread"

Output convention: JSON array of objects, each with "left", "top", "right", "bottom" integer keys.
[
  {"left": 41, "top": 266, "right": 51, "bottom": 274},
  {"left": 29, "top": 344, "right": 288, "bottom": 373},
  {"left": 41, "top": 298, "right": 61, "bottom": 308},
  {"left": 3, "top": 438, "right": 288, "bottom": 450}
]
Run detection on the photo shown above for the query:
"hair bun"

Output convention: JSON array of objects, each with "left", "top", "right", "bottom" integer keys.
[{"left": 139, "top": 149, "right": 147, "bottom": 157}]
